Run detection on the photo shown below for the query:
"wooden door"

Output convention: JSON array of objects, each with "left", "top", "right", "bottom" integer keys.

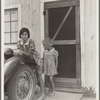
[{"left": 44, "top": 0, "right": 81, "bottom": 88}]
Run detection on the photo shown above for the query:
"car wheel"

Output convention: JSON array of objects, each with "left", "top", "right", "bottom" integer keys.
[{"left": 7, "top": 64, "right": 36, "bottom": 100}]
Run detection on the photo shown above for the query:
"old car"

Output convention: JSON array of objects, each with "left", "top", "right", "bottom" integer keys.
[{"left": 4, "top": 48, "right": 38, "bottom": 100}]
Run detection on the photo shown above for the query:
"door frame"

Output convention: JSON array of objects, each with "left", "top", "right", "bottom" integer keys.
[{"left": 44, "top": 0, "right": 81, "bottom": 88}]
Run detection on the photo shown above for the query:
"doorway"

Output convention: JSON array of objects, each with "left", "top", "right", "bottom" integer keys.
[{"left": 44, "top": 0, "right": 81, "bottom": 88}]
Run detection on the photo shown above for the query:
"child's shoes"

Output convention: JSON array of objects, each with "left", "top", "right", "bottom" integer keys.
[{"left": 47, "top": 91, "right": 55, "bottom": 97}]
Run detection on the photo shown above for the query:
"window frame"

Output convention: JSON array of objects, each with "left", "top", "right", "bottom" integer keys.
[{"left": 4, "top": 4, "right": 21, "bottom": 44}]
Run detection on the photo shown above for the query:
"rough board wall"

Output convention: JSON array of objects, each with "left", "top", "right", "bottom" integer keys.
[
  {"left": 4, "top": 0, "right": 98, "bottom": 92},
  {"left": 84, "top": 0, "right": 98, "bottom": 92},
  {"left": 4, "top": 0, "right": 41, "bottom": 53}
]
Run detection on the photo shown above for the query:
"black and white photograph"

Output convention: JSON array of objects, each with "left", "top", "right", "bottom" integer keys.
[{"left": 3, "top": 0, "right": 99, "bottom": 100}]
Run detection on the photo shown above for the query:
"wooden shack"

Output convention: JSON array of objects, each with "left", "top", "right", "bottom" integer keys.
[{"left": 4, "top": 0, "right": 98, "bottom": 94}]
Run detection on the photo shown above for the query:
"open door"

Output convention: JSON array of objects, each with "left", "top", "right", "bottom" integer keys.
[{"left": 44, "top": 0, "right": 81, "bottom": 89}]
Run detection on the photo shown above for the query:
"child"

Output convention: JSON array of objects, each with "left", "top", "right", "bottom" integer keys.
[
  {"left": 42, "top": 38, "right": 58, "bottom": 96},
  {"left": 17, "top": 27, "right": 45, "bottom": 100}
]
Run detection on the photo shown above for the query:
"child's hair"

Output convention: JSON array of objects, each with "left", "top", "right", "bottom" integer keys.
[
  {"left": 19, "top": 27, "right": 30, "bottom": 38},
  {"left": 42, "top": 37, "right": 53, "bottom": 46}
]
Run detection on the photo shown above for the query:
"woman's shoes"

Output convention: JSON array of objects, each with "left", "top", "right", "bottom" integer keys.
[{"left": 37, "top": 94, "right": 46, "bottom": 100}]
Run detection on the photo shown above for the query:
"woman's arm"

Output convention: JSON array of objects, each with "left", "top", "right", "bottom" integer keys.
[
  {"left": 17, "top": 41, "right": 20, "bottom": 49},
  {"left": 29, "top": 39, "right": 36, "bottom": 54},
  {"left": 20, "top": 51, "right": 30, "bottom": 56},
  {"left": 16, "top": 41, "right": 30, "bottom": 57}
]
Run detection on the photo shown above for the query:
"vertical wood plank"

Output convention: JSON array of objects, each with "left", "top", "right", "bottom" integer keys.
[
  {"left": 75, "top": 5, "right": 81, "bottom": 86},
  {"left": 10, "top": 11, "right": 11, "bottom": 43},
  {"left": 17, "top": 0, "right": 21, "bottom": 3},
  {"left": 9, "top": 0, "right": 18, "bottom": 5},
  {"left": 30, "top": 0, "right": 41, "bottom": 53},
  {"left": 4, "top": 0, "right": 10, "bottom": 7},
  {"left": 21, "top": 0, "right": 31, "bottom": 28},
  {"left": 44, "top": 9, "right": 49, "bottom": 38}
]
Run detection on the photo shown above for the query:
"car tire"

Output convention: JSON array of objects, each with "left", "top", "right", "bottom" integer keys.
[{"left": 7, "top": 64, "right": 36, "bottom": 100}]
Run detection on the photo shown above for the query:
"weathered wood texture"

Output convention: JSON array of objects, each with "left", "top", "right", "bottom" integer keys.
[
  {"left": 4, "top": 0, "right": 9, "bottom": 6},
  {"left": 84, "top": 0, "right": 98, "bottom": 90},
  {"left": 44, "top": 0, "right": 79, "bottom": 9},
  {"left": 30, "top": 0, "right": 41, "bottom": 53},
  {"left": 4, "top": 0, "right": 41, "bottom": 53}
]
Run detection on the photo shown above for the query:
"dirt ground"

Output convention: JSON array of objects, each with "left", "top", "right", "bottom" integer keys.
[{"left": 5, "top": 91, "right": 96, "bottom": 100}]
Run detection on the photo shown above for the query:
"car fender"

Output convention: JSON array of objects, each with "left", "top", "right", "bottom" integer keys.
[{"left": 4, "top": 56, "right": 24, "bottom": 84}]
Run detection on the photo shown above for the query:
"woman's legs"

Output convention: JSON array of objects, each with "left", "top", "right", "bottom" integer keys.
[
  {"left": 37, "top": 73, "right": 45, "bottom": 95},
  {"left": 36, "top": 66, "right": 45, "bottom": 100}
]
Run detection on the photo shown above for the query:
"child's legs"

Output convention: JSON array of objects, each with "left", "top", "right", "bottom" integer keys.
[
  {"left": 45, "top": 75, "right": 49, "bottom": 88},
  {"left": 49, "top": 75, "right": 55, "bottom": 93},
  {"left": 45, "top": 75, "right": 51, "bottom": 92},
  {"left": 44, "top": 75, "right": 50, "bottom": 95}
]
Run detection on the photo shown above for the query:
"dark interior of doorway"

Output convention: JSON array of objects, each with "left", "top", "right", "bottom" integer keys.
[
  {"left": 49, "top": 7, "right": 76, "bottom": 40},
  {"left": 48, "top": 7, "right": 76, "bottom": 78},
  {"left": 53, "top": 45, "right": 76, "bottom": 78}
]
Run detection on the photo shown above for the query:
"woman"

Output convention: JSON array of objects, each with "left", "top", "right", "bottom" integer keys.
[{"left": 17, "top": 27, "right": 45, "bottom": 100}]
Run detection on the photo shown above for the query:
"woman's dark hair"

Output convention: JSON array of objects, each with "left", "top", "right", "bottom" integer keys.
[{"left": 19, "top": 27, "right": 30, "bottom": 38}]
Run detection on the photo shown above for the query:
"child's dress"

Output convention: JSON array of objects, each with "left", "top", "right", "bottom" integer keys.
[{"left": 43, "top": 48, "right": 58, "bottom": 76}]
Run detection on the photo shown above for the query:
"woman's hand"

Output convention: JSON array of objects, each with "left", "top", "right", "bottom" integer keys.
[
  {"left": 14, "top": 49, "right": 20, "bottom": 56},
  {"left": 14, "top": 49, "right": 23, "bottom": 56}
]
